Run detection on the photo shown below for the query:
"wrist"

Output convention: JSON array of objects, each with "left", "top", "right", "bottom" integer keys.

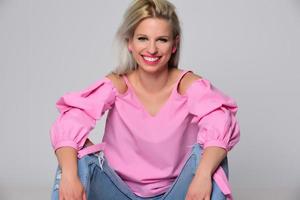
[
  {"left": 61, "top": 164, "right": 78, "bottom": 178},
  {"left": 194, "top": 171, "right": 212, "bottom": 181},
  {"left": 195, "top": 167, "right": 213, "bottom": 179},
  {"left": 62, "top": 169, "right": 78, "bottom": 179}
]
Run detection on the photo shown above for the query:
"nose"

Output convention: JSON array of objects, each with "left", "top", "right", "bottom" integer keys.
[{"left": 147, "top": 41, "right": 158, "bottom": 54}]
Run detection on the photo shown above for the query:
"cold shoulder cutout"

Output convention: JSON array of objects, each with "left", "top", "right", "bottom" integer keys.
[
  {"left": 177, "top": 71, "right": 203, "bottom": 96},
  {"left": 105, "top": 73, "right": 128, "bottom": 95}
]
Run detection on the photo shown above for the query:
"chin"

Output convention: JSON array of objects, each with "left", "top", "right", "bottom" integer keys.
[
  {"left": 137, "top": 61, "right": 169, "bottom": 72},
  {"left": 138, "top": 64, "right": 167, "bottom": 73}
]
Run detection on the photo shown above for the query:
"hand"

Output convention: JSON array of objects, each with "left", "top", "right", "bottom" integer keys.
[
  {"left": 185, "top": 174, "right": 212, "bottom": 200},
  {"left": 59, "top": 174, "right": 87, "bottom": 200}
]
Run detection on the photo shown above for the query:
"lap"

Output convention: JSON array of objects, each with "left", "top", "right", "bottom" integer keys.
[{"left": 51, "top": 144, "right": 228, "bottom": 200}]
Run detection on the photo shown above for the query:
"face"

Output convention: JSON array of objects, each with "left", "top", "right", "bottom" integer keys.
[{"left": 128, "top": 18, "right": 178, "bottom": 73}]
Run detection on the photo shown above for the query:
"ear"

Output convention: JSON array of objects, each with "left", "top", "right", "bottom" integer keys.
[
  {"left": 127, "top": 38, "right": 133, "bottom": 52},
  {"left": 172, "top": 35, "right": 180, "bottom": 53},
  {"left": 172, "top": 47, "right": 177, "bottom": 53}
]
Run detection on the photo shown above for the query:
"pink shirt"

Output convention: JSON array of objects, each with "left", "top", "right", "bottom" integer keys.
[{"left": 50, "top": 69, "right": 240, "bottom": 200}]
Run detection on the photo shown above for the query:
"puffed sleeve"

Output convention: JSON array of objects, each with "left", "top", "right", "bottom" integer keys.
[
  {"left": 187, "top": 78, "right": 240, "bottom": 152},
  {"left": 49, "top": 77, "right": 117, "bottom": 152}
]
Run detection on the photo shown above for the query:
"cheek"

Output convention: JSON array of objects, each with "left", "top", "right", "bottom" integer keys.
[
  {"left": 131, "top": 47, "right": 143, "bottom": 62},
  {"left": 160, "top": 44, "right": 173, "bottom": 54},
  {"left": 132, "top": 52, "right": 141, "bottom": 62},
  {"left": 132, "top": 42, "right": 146, "bottom": 51}
]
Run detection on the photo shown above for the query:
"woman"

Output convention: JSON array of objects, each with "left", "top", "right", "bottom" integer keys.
[{"left": 50, "top": 0, "right": 240, "bottom": 200}]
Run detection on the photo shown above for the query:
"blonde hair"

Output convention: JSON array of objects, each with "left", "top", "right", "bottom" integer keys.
[{"left": 111, "top": 0, "right": 181, "bottom": 75}]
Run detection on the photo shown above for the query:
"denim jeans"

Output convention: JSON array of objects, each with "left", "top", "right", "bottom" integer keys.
[{"left": 51, "top": 143, "right": 228, "bottom": 200}]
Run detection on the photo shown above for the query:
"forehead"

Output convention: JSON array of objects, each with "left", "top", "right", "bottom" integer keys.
[{"left": 134, "top": 18, "right": 172, "bottom": 36}]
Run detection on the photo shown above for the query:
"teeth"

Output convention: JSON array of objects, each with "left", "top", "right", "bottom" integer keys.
[{"left": 143, "top": 56, "right": 159, "bottom": 62}]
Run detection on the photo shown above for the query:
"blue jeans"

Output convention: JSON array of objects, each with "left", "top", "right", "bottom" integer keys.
[{"left": 51, "top": 143, "right": 228, "bottom": 200}]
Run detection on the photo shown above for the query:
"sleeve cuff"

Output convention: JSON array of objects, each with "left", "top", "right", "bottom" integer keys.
[
  {"left": 202, "top": 140, "right": 229, "bottom": 152},
  {"left": 53, "top": 141, "right": 79, "bottom": 152}
]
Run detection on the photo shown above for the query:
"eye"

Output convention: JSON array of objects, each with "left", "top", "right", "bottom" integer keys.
[
  {"left": 137, "top": 37, "right": 147, "bottom": 41},
  {"left": 158, "top": 38, "right": 168, "bottom": 43}
]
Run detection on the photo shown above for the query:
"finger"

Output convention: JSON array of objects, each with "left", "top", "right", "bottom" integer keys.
[
  {"left": 184, "top": 193, "right": 191, "bottom": 200},
  {"left": 83, "top": 191, "right": 87, "bottom": 200},
  {"left": 204, "top": 195, "right": 210, "bottom": 200},
  {"left": 58, "top": 190, "right": 63, "bottom": 200},
  {"left": 184, "top": 195, "right": 189, "bottom": 200}
]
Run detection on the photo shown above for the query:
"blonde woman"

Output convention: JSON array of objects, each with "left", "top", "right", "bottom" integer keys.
[{"left": 50, "top": 0, "right": 240, "bottom": 200}]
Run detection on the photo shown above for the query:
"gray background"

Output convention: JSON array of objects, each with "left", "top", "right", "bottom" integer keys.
[{"left": 1, "top": 0, "right": 299, "bottom": 199}]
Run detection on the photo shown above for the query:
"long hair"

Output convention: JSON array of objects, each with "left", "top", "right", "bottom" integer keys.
[{"left": 111, "top": 0, "right": 181, "bottom": 75}]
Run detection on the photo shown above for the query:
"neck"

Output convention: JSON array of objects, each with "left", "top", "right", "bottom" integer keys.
[{"left": 134, "top": 67, "right": 172, "bottom": 94}]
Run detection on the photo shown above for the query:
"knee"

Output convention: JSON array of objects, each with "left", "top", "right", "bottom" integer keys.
[
  {"left": 189, "top": 143, "right": 203, "bottom": 166},
  {"left": 191, "top": 143, "right": 203, "bottom": 156}
]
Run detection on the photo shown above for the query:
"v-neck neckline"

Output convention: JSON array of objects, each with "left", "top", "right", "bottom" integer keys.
[{"left": 121, "top": 69, "right": 191, "bottom": 118}]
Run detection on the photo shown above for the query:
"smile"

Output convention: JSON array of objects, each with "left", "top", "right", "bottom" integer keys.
[{"left": 142, "top": 55, "right": 161, "bottom": 65}]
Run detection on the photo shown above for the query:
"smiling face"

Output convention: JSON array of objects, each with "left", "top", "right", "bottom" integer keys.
[{"left": 128, "top": 17, "right": 178, "bottom": 73}]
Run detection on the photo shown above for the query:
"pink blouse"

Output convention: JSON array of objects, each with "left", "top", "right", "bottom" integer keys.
[{"left": 50, "top": 70, "right": 240, "bottom": 200}]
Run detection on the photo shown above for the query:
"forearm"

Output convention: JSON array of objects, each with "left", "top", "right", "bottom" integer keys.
[
  {"left": 194, "top": 146, "right": 227, "bottom": 179},
  {"left": 55, "top": 139, "right": 94, "bottom": 177},
  {"left": 55, "top": 147, "right": 78, "bottom": 177}
]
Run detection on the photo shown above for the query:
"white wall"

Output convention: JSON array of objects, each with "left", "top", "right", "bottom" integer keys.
[{"left": 1, "top": 0, "right": 299, "bottom": 199}]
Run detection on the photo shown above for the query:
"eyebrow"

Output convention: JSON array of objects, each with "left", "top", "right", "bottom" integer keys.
[{"left": 136, "top": 34, "right": 170, "bottom": 38}]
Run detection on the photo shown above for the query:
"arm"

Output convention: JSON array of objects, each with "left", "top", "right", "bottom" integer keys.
[
  {"left": 195, "top": 147, "right": 227, "bottom": 179},
  {"left": 50, "top": 77, "right": 116, "bottom": 199},
  {"left": 56, "top": 147, "right": 78, "bottom": 178},
  {"left": 185, "top": 107, "right": 238, "bottom": 200},
  {"left": 185, "top": 147, "right": 227, "bottom": 200},
  {"left": 184, "top": 77, "right": 240, "bottom": 200},
  {"left": 56, "top": 138, "right": 94, "bottom": 178},
  {"left": 55, "top": 147, "right": 87, "bottom": 200}
]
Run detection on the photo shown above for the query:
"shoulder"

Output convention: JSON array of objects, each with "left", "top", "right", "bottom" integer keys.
[
  {"left": 105, "top": 72, "right": 128, "bottom": 94},
  {"left": 178, "top": 70, "right": 203, "bottom": 95}
]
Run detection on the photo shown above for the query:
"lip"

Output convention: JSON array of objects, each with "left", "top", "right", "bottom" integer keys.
[
  {"left": 142, "top": 54, "right": 160, "bottom": 58},
  {"left": 141, "top": 55, "right": 161, "bottom": 65}
]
